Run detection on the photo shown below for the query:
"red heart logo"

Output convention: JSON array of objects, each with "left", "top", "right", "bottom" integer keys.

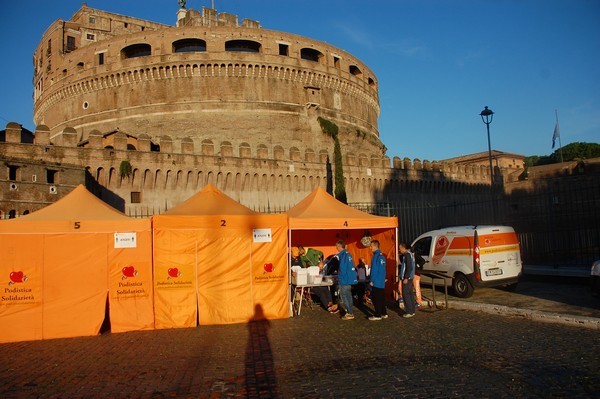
[
  {"left": 10, "top": 271, "right": 24, "bottom": 283},
  {"left": 263, "top": 263, "right": 274, "bottom": 273},
  {"left": 168, "top": 268, "right": 180, "bottom": 278},
  {"left": 122, "top": 265, "right": 136, "bottom": 278}
]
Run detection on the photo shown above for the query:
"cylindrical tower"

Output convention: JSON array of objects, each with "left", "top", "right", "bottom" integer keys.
[{"left": 33, "top": 5, "right": 384, "bottom": 160}]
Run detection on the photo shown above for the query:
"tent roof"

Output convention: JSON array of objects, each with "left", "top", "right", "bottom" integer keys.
[
  {"left": 287, "top": 187, "right": 398, "bottom": 229},
  {"left": 0, "top": 184, "right": 150, "bottom": 233},
  {"left": 14, "top": 184, "right": 131, "bottom": 221},
  {"left": 163, "top": 183, "right": 257, "bottom": 215}
]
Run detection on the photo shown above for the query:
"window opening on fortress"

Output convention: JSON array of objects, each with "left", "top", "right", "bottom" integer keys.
[
  {"left": 131, "top": 191, "right": 141, "bottom": 204},
  {"left": 89, "top": 17, "right": 95, "bottom": 24},
  {"left": 225, "top": 40, "right": 260, "bottom": 53},
  {"left": 47, "top": 39, "right": 51, "bottom": 56},
  {"left": 349, "top": 65, "right": 362, "bottom": 76},
  {"left": 77, "top": 62, "right": 84, "bottom": 69},
  {"left": 87, "top": 34, "right": 95, "bottom": 41},
  {"left": 66, "top": 36, "right": 76, "bottom": 52},
  {"left": 98, "top": 52, "right": 105, "bottom": 65},
  {"left": 333, "top": 56, "right": 340, "bottom": 69},
  {"left": 8, "top": 165, "right": 19, "bottom": 181},
  {"left": 150, "top": 142, "right": 160, "bottom": 152},
  {"left": 121, "top": 43, "right": 151, "bottom": 59},
  {"left": 173, "top": 38, "right": 206, "bottom": 53},
  {"left": 278, "top": 44, "right": 289, "bottom": 56},
  {"left": 46, "top": 169, "right": 57, "bottom": 184},
  {"left": 368, "top": 77, "right": 375, "bottom": 87},
  {"left": 300, "top": 48, "right": 322, "bottom": 63},
  {"left": 124, "top": 22, "right": 129, "bottom": 28}
]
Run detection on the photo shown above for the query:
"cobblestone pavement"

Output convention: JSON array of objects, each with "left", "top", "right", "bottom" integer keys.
[{"left": 1, "top": 291, "right": 599, "bottom": 399}]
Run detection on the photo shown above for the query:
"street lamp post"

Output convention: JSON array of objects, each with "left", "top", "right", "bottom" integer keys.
[
  {"left": 480, "top": 106, "right": 494, "bottom": 186},
  {"left": 480, "top": 106, "right": 495, "bottom": 221}
]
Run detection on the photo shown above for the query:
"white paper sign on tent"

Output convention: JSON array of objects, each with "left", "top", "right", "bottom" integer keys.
[
  {"left": 114, "top": 232, "right": 137, "bottom": 248},
  {"left": 252, "top": 228, "right": 272, "bottom": 243}
]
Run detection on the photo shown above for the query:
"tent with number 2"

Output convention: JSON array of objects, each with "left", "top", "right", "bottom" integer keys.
[{"left": 152, "top": 184, "right": 288, "bottom": 328}]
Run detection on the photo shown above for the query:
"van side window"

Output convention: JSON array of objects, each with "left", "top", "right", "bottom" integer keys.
[{"left": 413, "top": 236, "right": 432, "bottom": 257}]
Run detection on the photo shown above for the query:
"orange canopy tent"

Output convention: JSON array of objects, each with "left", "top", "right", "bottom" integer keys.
[
  {"left": 287, "top": 187, "right": 399, "bottom": 299},
  {"left": 0, "top": 185, "right": 153, "bottom": 343},
  {"left": 152, "top": 184, "right": 288, "bottom": 327}
]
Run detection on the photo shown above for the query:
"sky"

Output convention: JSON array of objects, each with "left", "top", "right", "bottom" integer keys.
[{"left": 0, "top": 0, "right": 598, "bottom": 161}]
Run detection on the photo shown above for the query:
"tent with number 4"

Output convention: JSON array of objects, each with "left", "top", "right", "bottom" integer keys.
[
  {"left": 0, "top": 185, "right": 154, "bottom": 343},
  {"left": 287, "top": 187, "right": 399, "bottom": 299},
  {"left": 152, "top": 184, "right": 288, "bottom": 327}
]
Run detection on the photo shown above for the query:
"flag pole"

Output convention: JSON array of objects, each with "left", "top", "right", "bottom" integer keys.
[{"left": 555, "top": 109, "right": 564, "bottom": 163}]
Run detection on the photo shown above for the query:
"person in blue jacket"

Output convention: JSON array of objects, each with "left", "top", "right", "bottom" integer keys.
[
  {"left": 336, "top": 239, "right": 357, "bottom": 320},
  {"left": 368, "top": 240, "right": 388, "bottom": 321}
]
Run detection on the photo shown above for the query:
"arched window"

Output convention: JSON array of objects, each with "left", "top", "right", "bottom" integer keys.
[
  {"left": 300, "top": 48, "right": 323, "bottom": 62},
  {"left": 225, "top": 40, "right": 260, "bottom": 53},
  {"left": 349, "top": 65, "right": 362, "bottom": 76},
  {"left": 173, "top": 38, "right": 206, "bottom": 53},
  {"left": 121, "top": 43, "right": 151, "bottom": 59}
]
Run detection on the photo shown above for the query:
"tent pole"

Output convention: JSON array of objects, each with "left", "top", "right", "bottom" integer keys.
[
  {"left": 395, "top": 226, "right": 399, "bottom": 302},
  {"left": 288, "top": 227, "right": 292, "bottom": 317},
  {"left": 195, "top": 240, "right": 199, "bottom": 326}
]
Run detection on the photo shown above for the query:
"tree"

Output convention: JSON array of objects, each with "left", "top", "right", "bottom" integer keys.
[
  {"left": 554, "top": 142, "right": 600, "bottom": 162},
  {"left": 525, "top": 142, "right": 600, "bottom": 166}
]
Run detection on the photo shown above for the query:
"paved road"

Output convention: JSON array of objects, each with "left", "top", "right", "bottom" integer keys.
[
  {"left": 1, "top": 278, "right": 599, "bottom": 399},
  {"left": 423, "top": 274, "right": 600, "bottom": 319}
]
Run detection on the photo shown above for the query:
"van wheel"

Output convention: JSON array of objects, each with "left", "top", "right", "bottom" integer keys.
[{"left": 453, "top": 273, "right": 474, "bottom": 298}]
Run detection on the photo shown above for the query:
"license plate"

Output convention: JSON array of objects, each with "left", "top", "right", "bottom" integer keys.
[{"left": 485, "top": 268, "right": 503, "bottom": 277}]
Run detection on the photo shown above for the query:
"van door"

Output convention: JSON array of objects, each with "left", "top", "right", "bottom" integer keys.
[
  {"left": 478, "top": 231, "right": 521, "bottom": 282},
  {"left": 412, "top": 236, "right": 433, "bottom": 270}
]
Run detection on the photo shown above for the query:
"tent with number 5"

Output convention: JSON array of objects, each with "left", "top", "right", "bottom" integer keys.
[
  {"left": 0, "top": 185, "right": 154, "bottom": 343},
  {"left": 152, "top": 184, "right": 289, "bottom": 327}
]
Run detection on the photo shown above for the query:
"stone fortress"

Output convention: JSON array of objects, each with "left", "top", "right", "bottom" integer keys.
[{"left": 1, "top": 3, "right": 523, "bottom": 218}]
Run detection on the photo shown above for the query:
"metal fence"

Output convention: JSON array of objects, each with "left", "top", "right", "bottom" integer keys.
[{"left": 352, "top": 178, "right": 600, "bottom": 268}]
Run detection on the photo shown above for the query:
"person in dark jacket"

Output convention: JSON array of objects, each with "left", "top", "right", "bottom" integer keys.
[
  {"left": 336, "top": 240, "right": 357, "bottom": 320},
  {"left": 399, "top": 242, "right": 417, "bottom": 318},
  {"left": 368, "top": 240, "right": 387, "bottom": 320}
]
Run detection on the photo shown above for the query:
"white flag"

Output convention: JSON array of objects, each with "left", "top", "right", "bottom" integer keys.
[{"left": 552, "top": 118, "right": 560, "bottom": 149}]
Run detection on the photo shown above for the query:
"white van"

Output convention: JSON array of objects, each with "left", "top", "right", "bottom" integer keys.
[{"left": 411, "top": 226, "right": 522, "bottom": 298}]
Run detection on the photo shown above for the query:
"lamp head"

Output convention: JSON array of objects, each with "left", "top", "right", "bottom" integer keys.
[{"left": 480, "top": 106, "right": 494, "bottom": 124}]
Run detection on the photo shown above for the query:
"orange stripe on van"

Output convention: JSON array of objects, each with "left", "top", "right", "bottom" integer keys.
[
  {"left": 479, "top": 232, "right": 519, "bottom": 247},
  {"left": 480, "top": 244, "right": 520, "bottom": 255},
  {"left": 448, "top": 236, "right": 472, "bottom": 250}
]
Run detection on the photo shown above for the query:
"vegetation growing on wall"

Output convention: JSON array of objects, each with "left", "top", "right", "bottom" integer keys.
[
  {"left": 317, "top": 117, "right": 347, "bottom": 203},
  {"left": 119, "top": 160, "right": 133, "bottom": 180}
]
